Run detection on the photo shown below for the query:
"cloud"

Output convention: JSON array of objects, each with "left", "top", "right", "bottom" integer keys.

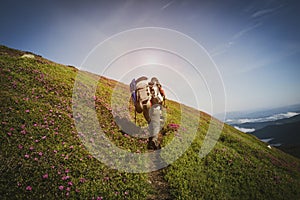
[
  {"left": 232, "top": 22, "right": 262, "bottom": 40},
  {"left": 240, "top": 43, "right": 300, "bottom": 73},
  {"left": 252, "top": 8, "right": 275, "bottom": 18},
  {"left": 210, "top": 42, "right": 233, "bottom": 57},
  {"left": 210, "top": 3, "right": 285, "bottom": 58},
  {"left": 234, "top": 126, "right": 255, "bottom": 133},
  {"left": 210, "top": 22, "right": 262, "bottom": 57},
  {"left": 251, "top": 5, "right": 283, "bottom": 18},
  {"left": 230, "top": 112, "right": 300, "bottom": 124},
  {"left": 161, "top": 0, "right": 175, "bottom": 10}
]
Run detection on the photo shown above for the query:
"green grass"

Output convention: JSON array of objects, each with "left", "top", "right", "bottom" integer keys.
[
  {"left": 1, "top": 45, "right": 300, "bottom": 199},
  {"left": 164, "top": 123, "right": 300, "bottom": 199},
  {"left": 0, "top": 46, "right": 149, "bottom": 199}
]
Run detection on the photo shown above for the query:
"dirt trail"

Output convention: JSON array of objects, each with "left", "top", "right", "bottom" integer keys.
[
  {"left": 147, "top": 168, "right": 172, "bottom": 200},
  {"left": 146, "top": 142, "right": 172, "bottom": 200}
]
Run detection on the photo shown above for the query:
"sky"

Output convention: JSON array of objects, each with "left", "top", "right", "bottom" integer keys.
[{"left": 1, "top": 0, "right": 300, "bottom": 115}]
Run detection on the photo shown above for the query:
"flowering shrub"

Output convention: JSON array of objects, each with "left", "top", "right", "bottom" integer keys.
[{"left": 167, "top": 123, "right": 180, "bottom": 131}]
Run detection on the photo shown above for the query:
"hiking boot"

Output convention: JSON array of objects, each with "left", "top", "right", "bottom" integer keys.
[
  {"left": 147, "top": 140, "right": 156, "bottom": 150},
  {"left": 147, "top": 138, "right": 161, "bottom": 150}
]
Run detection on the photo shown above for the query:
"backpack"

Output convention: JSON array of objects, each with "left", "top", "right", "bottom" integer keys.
[
  {"left": 130, "top": 76, "right": 151, "bottom": 113},
  {"left": 130, "top": 77, "right": 165, "bottom": 123}
]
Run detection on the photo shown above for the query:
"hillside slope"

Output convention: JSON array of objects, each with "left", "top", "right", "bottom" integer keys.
[{"left": 1, "top": 45, "right": 300, "bottom": 199}]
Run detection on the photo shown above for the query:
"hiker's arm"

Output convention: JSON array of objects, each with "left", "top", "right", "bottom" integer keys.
[{"left": 160, "top": 88, "right": 166, "bottom": 100}]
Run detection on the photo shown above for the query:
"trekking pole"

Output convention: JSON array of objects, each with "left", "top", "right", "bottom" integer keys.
[{"left": 134, "top": 109, "right": 137, "bottom": 124}]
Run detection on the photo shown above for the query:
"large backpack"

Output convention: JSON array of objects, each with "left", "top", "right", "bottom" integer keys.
[
  {"left": 130, "top": 77, "right": 165, "bottom": 123},
  {"left": 130, "top": 76, "right": 151, "bottom": 114}
]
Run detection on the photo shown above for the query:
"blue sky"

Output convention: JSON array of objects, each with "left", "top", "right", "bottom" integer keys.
[{"left": 1, "top": 0, "right": 300, "bottom": 114}]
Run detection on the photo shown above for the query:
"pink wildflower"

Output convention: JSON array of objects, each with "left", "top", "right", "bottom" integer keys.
[
  {"left": 59, "top": 185, "right": 64, "bottom": 190},
  {"left": 25, "top": 109, "right": 30, "bottom": 113},
  {"left": 26, "top": 186, "right": 32, "bottom": 191},
  {"left": 62, "top": 175, "right": 70, "bottom": 180},
  {"left": 29, "top": 146, "right": 34, "bottom": 151},
  {"left": 79, "top": 178, "right": 86, "bottom": 183},
  {"left": 18, "top": 144, "right": 23, "bottom": 149},
  {"left": 66, "top": 187, "right": 71, "bottom": 191},
  {"left": 43, "top": 173, "right": 48, "bottom": 179},
  {"left": 42, "top": 136, "right": 46, "bottom": 139},
  {"left": 69, "top": 145, "right": 74, "bottom": 149},
  {"left": 7, "top": 132, "right": 12, "bottom": 136},
  {"left": 34, "top": 157, "right": 38, "bottom": 161},
  {"left": 68, "top": 181, "right": 73, "bottom": 186},
  {"left": 38, "top": 152, "right": 43, "bottom": 156},
  {"left": 65, "top": 169, "right": 70, "bottom": 173},
  {"left": 25, "top": 154, "right": 30, "bottom": 158}
]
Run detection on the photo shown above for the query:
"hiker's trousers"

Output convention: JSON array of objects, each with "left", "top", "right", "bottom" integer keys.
[{"left": 149, "top": 104, "right": 164, "bottom": 142}]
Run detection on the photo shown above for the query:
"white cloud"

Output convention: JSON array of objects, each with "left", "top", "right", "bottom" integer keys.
[
  {"left": 210, "top": 23, "right": 262, "bottom": 57},
  {"left": 161, "top": 0, "right": 175, "bottom": 10},
  {"left": 251, "top": 5, "right": 282, "bottom": 18},
  {"left": 230, "top": 112, "right": 299, "bottom": 124},
  {"left": 234, "top": 126, "right": 255, "bottom": 133},
  {"left": 232, "top": 22, "right": 262, "bottom": 40},
  {"left": 240, "top": 43, "right": 300, "bottom": 73},
  {"left": 210, "top": 3, "right": 284, "bottom": 58}
]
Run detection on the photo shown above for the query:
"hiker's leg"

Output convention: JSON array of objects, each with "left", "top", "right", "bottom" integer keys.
[
  {"left": 149, "top": 104, "right": 161, "bottom": 148},
  {"left": 143, "top": 106, "right": 151, "bottom": 123}
]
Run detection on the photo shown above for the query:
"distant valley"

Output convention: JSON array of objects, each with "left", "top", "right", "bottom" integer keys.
[{"left": 226, "top": 108, "right": 300, "bottom": 158}]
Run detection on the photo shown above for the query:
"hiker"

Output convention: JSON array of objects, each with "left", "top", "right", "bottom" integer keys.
[{"left": 130, "top": 76, "right": 166, "bottom": 149}]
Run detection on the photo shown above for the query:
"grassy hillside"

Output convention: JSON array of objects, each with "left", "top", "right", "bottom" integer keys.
[{"left": 1, "top": 45, "right": 300, "bottom": 199}]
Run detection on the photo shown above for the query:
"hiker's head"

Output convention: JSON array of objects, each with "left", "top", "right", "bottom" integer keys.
[{"left": 150, "top": 77, "right": 159, "bottom": 84}]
